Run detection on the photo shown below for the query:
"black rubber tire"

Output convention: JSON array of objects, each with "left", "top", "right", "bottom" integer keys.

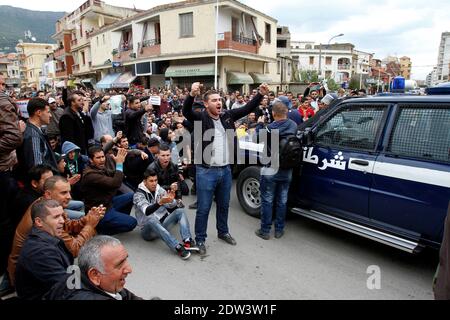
[{"left": 236, "top": 166, "right": 261, "bottom": 218}]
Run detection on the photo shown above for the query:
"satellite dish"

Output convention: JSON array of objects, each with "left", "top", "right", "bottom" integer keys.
[
  {"left": 31, "top": 37, "right": 37, "bottom": 42},
  {"left": 18, "top": 39, "right": 23, "bottom": 43}
]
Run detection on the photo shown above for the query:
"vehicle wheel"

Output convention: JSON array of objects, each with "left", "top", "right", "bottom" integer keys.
[{"left": 236, "top": 166, "right": 261, "bottom": 218}]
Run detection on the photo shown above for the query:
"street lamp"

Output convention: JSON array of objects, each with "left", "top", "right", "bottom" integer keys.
[{"left": 318, "top": 33, "right": 344, "bottom": 79}]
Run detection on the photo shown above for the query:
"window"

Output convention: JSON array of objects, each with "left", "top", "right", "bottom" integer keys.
[
  {"left": 309, "top": 56, "right": 314, "bottom": 65},
  {"left": 96, "top": 36, "right": 99, "bottom": 46},
  {"left": 265, "top": 23, "right": 271, "bottom": 44},
  {"left": 287, "top": 63, "right": 291, "bottom": 76},
  {"left": 80, "top": 21, "right": 83, "bottom": 38},
  {"left": 103, "top": 34, "right": 105, "bottom": 44},
  {"left": 277, "top": 60, "right": 281, "bottom": 74},
  {"left": 387, "top": 106, "right": 450, "bottom": 163},
  {"left": 325, "top": 70, "right": 332, "bottom": 78},
  {"left": 81, "top": 51, "right": 86, "bottom": 65},
  {"left": 277, "top": 40, "right": 287, "bottom": 48},
  {"left": 315, "top": 106, "right": 387, "bottom": 151},
  {"left": 326, "top": 56, "right": 332, "bottom": 65},
  {"left": 179, "top": 12, "right": 193, "bottom": 37}
]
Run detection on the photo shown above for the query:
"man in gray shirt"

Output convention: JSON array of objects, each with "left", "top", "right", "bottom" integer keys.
[{"left": 90, "top": 96, "right": 115, "bottom": 144}]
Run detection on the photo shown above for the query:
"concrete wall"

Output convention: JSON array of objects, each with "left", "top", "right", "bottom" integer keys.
[{"left": 90, "top": 30, "right": 113, "bottom": 67}]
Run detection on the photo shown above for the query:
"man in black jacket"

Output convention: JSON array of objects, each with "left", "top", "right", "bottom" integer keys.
[
  {"left": 182, "top": 82, "right": 269, "bottom": 255},
  {"left": 147, "top": 144, "right": 189, "bottom": 199},
  {"left": 59, "top": 93, "right": 92, "bottom": 155},
  {"left": 15, "top": 199, "right": 73, "bottom": 300},
  {"left": 18, "top": 98, "right": 58, "bottom": 173},
  {"left": 44, "top": 235, "right": 142, "bottom": 300},
  {"left": 125, "top": 96, "right": 152, "bottom": 147}
]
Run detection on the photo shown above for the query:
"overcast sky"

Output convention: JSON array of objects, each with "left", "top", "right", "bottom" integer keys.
[{"left": 1, "top": 0, "right": 449, "bottom": 79}]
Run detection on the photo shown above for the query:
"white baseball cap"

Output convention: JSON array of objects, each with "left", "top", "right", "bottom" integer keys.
[{"left": 48, "top": 97, "right": 56, "bottom": 104}]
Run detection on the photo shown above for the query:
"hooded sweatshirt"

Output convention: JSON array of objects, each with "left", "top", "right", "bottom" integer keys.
[
  {"left": 133, "top": 182, "right": 177, "bottom": 227},
  {"left": 62, "top": 141, "right": 88, "bottom": 177}
]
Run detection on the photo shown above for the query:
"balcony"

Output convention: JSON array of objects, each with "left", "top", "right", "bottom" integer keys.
[
  {"left": 113, "top": 44, "right": 134, "bottom": 63},
  {"left": 54, "top": 47, "right": 67, "bottom": 58},
  {"left": 218, "top": 32, "right": 258, "bottom": 54},
  {"left": 73, "top": 64, "right": 80, "bottom": 72},
  {"left": 55, "top": 69, "right": 68, "bottom": 78},
  {"left": 338, "top": 64, "right": 351, "bottom": 70},
  {"left": 138, "top": 39, "right": 161, "bottom": 59}
]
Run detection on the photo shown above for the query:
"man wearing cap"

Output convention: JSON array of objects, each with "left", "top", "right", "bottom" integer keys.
[{"left": 47, "top": 97, "right": 64, "bottom": 138}]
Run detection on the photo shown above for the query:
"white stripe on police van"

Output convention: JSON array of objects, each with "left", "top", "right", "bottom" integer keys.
[{"left": 372, "top": 162, "right": 450, "bottom": 188}]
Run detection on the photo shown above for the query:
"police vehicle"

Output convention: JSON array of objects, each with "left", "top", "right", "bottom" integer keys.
[{"left": 236, "top": 82, "right": 450, "bottom": 253}]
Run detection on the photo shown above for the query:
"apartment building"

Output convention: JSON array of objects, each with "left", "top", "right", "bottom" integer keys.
[
  {"left": 90, "top": 0, "right": 277, "bottom": 93},
  {"left": 291, "top": 41, "right": 355, "bottom": 83},
  {"left": 435, "top": 32, "right": 450, "bottom": 84},
  {"left": 15, "top": 42, "right": 55, "bottom": 89},
  {"left": 399, "top": 56, "right": 412, "bottom": 80},
  {"left": 52, "top": 0, "right": 139, "bottom": 87}
]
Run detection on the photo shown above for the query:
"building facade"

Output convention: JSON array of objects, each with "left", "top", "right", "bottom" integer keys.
[
  {"left": 90, "top": 0, "right": 277, "bottom": 93},
  {"left": 15, "top": 43, "right": 55, "bottom": 89},
  {"left": 291, "top": 41, "right": 355, "bottom": 84},
  {"left": 435, "top": 32, "right": 450, "bottom": 84},
  {"left": 400, "top": 56, "right": 412, "bottom": 80},
  {"left": 52, "top": 0, "right": 139, "bottom": 87}
]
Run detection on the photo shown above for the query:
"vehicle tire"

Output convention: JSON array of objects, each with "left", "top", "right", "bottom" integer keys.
[{"left": 236, "top": 166, "right": 261, "bottom": 218}]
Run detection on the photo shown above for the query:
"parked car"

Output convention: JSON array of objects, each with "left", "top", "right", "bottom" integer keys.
[{"left": 236, "top": 91, "right": 450, "bottom": 253}]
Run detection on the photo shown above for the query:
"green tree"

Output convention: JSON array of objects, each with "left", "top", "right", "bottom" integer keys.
[
  {"left": 300, "top": 70, "right": 319, "bottom": 83},
  {"left": 349, "top": 77, "right": 360, "bottom": 90},
  {"left": 326, "top": 78, "right": 340, "bottom": 92}
]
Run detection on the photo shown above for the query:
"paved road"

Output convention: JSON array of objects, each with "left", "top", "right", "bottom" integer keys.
[{"left": 118, "top": 182, "right": 438, "bottom": 300}]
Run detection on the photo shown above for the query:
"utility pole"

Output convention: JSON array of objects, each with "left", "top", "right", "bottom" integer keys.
[{"left": 214, "top": 0, "right": 219, "bottom": 90}]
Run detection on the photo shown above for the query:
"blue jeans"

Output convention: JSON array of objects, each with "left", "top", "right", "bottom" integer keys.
[
  {"left": 195, "top": 165, "right": 232, "bottom": 243},
  {"left": 260, "top": 169, "right": 293, "bottom": 234},
  {"left": 97, "top": 193, "right": 137, "bottom": 235},
  {"left": 66, "top": 200, "right": 85, "bottom": 220},
  {"left": 141, "top": 209, "right": 192, "bottom": 251}
]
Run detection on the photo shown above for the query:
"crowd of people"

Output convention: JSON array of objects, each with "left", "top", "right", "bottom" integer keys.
[{"left": 0, "top": 71, "right": 359, "bottom": 300}]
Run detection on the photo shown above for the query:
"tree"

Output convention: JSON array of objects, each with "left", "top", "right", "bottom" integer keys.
[
  {"left": 326, "top": 78, "right": 340, "bottom": 92},
  {"left": 300, "top": 70, "right": 319, "bottom": 83},
  {"left": 349, "top": 76, "right": 360, "bottom": 90}
]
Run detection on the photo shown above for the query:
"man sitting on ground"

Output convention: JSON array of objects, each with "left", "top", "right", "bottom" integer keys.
[
  {"left": 44, "top": 235, "right": 142, "bottom": 300},
  {"left": 133, "top": 169, "right": 195, "bottom": 260},
  {"left": 15, "top": 200, "right": 73, "bottom": 300}
]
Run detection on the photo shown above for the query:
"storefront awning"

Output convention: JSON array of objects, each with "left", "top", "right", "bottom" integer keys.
[
  {"left": 249, "top": 72, "right": 272, "bottom": 84},
  {"left": 96, "top": 73, "right": 121, "bottom": 89},
  {"left": 55, "top": 80, "right": 65, "bottom": 88},
  {"left": 112, "top": 72, "right": 137, "bottom": 88},
  {"left": 81, "top": 78, "right": 93, "bottom": 84},
  {"left": 227, "top": 72, "right": 254, "bottom": 85},
  {"left": 74, "top": 79, "right": 82, "bottom": 85},
  {"left": 165, "top": 64, "right": 215, "bottom": 78}
]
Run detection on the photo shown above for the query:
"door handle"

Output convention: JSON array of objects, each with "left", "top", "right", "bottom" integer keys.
[{"left": 351, "top": 159, "right": 369, "bottom": 166}]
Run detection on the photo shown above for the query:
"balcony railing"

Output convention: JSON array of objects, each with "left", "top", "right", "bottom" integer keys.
[
  {"left": 218, "top": 32, "right": 258, "bottom": 54},
  {"left": 338, "top": 64, "right": 351, "bottom": 70},
  {"left": 232, "top": 34, "right": 257, "bottom": 46},
  {"left": 142, "top": 39, "right": 161, "bottom": 48}
]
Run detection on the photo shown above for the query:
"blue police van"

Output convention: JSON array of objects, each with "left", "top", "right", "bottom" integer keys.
[{"left": 236, "top": 86, "right": 450, "bottom": 253}]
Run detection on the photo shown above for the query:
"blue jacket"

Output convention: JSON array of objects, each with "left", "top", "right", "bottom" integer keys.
[
  {"left": 256, "top": 118, "right": 298, "bottom": 159},
  {"left": 19, "top": 122, "right": 58, "bottom": 173},
  {"left": 15, "top": 227, "right": 73, "bottom": 300}
]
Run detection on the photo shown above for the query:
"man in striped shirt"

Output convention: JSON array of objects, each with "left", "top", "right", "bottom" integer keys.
[{"left": 19, "top": 98, "right": 58, "bottom": 173}]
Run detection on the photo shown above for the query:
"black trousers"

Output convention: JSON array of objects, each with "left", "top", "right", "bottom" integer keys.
[{"left": 0, "top": 171, "right": 18, "bottom": 275}]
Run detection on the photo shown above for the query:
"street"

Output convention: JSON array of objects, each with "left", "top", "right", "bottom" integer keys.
[{"left": 118, "top": 181, "right": 438, "bottom": 300}]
